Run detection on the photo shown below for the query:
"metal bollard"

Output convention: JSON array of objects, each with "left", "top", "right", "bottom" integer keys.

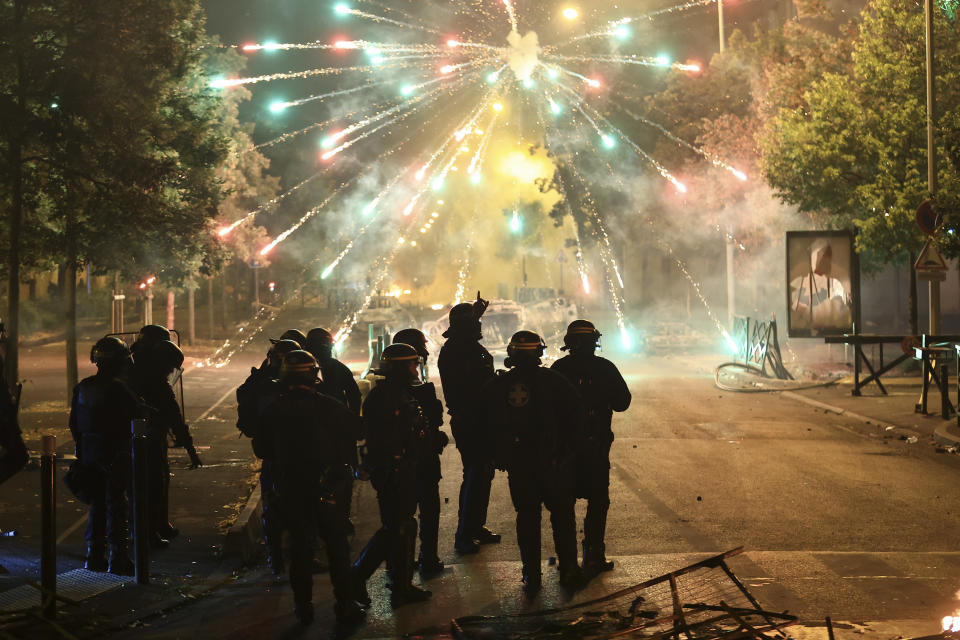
[
  {"left": 130, "top": 419, "right": 150, "bottom": 585},
  {"left": 940, "top": 363, "right": 951, "bottom": 419},
  {"left": 40, "top": 435, "right": 56, "bottom": 619}
]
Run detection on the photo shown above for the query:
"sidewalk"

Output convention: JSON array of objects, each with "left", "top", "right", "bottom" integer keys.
[{"left": 780, "top": 375, "right": 960, "bottom": 450}]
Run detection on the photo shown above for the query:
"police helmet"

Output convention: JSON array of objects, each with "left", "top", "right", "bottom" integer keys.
[
  {"left": 153, "top": 340, "right": 185, "bottom": 371},
  {"left": 379, "top": 343, "right": 420, "bottom": 380},
  {"left": 137, "top": 324, "right": 171, "bottom": 344},
  {"left": 448, "top": 303, "right": 475, "bottom": 328},
  {"left": 562, "top": 319, "right": 602, "bottom": 351},
  {"left": 267, "top": 339, "right": 301, "bottom": 368},
  {"left": 90, "top": 336, "right": 131, "bottom": 365},
  {"left": 392, "top": 328, "right": 429, "bottom": 359},
  {"left": 270, "top": 329, "right": 306, "bottom": 348},
  {"left": 506, "top": 330, "right": 545, "bottom": 366},
  {"left": 306, "top": 327, "right": 335, "bottom": 357},
  {"left": 279, "top": 350, "right": 320, "bottom": 383}
]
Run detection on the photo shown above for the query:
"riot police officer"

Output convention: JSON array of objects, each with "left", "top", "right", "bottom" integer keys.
[
  {"left": 437, "top": 295, "right": 500, "bottom": 554},
  {"left": 0, "top": 326, "right": 27, "bottom": 487},
  {"left": 68, "top": 337, "right": 142, "bottom": 574},
  {"left": 352, "top": 343, "right": 432, "bottom": 608},
  {"left": 259, "top": 350, "right": 364, "bottom": 627},
  {"left": 236, "top": 338, "right": 301, "bottom": 575},
  {"left": 551, "top": 320, "right": 631, "bottom": 575},
  {"left": 130, "top": 336, "right": 201, "bottom": 547},
  {"left": 304, "top": 328, "right": 361, "bottom": 415},
  {"left": 482, "top": 331, "right": 585, "bottom": 595},
  {"left": 392, "top": 328, "right": 449, "bottom": 577}
]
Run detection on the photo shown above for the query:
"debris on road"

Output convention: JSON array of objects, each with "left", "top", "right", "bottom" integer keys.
[{"left": 451, "top": 547, "right": 796, "bottom": 639}]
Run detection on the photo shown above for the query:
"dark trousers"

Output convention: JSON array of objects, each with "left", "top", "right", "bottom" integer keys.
[
  {"left": 455, "top": 451, "right": 494, "bottom": 545},
  {"left": 416, "top": 458, "right": 441, "bottom": 563},
  {"left": 507, "top": 471, "right": 577, "bottom": 577},
  {"left": 288, "top": 500, "right": 352, "bottom": 606},
  {"left": 145, "top": 430, "right": 169, "bottom": 534},
  {"left": 86, "top": 454, "right": 131, "bottom": 547},
  {"left": 580, "top": 453, "right": 611, "bottom": 554},
  {"left": 259, "top": 459, "right": 283, "bottom": 553},
  {"left": 354, "top": 480, "right": 417, "bottom": 585}
]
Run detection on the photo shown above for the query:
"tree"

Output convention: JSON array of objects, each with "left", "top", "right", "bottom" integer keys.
[
  {"left": 1, "top": 0, "right": 231, "bottom": 393},
  {"left": 761, "top": 0, "right": 960, "bottom": 331}
]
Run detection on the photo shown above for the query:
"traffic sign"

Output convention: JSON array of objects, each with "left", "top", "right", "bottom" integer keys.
[
  {"left": 916, "top": 199, "right": 940, "bottom": 236},
  {"left": 914, "top": 237, "right": 948, "bottom": 271}
]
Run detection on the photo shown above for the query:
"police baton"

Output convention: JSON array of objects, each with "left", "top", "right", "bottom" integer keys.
[
  {"left": 130, "top": 419, "right": 150, "bottom": 584},
  {"left": 40, "top": 435, "right": 56, "bottom": 619}
]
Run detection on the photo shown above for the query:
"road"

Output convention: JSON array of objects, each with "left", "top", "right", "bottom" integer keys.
[
  {"left": 109, "top": 354, "right": 960, "bottom": 639},
  {"left": 3, "top": 336, "right": 960, "bottom": 639}
]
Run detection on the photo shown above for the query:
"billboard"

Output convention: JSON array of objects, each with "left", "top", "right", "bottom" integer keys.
[{"left": 785, "top": 230, "right": 860, "bottom": 337}]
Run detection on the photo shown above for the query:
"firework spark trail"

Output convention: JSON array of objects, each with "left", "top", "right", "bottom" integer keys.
[
  {"left": 547, "top": 64, "right": 601, "bottom": 87},
  {"left": 320, "top": 78, "right": 468, "bottom": 161},
  {"left": 320, "top": 171, "right": 410, "bottom": 280},
  {"left": 211, "top": 65, "right": 381, "bottom": 88},
  {"left": 273, "top": 79, "right": 394, "bottom": 110},
  {"left": 331, "top": 40, "right": 441, "bottom": 52},
  {"left": 242, "top": 41, "right": 336, "bottom": 51},
  {"left": 539, "top": 96, "right": 626, "bottom": 297},
  {"left": 467, "top": 111, "right": 499, "bottom": 175},
  {"left": 557, "top": 82, "right": 688, "bottom": 193},
  {"left": 454, "top": 230, "right": 473, "bottom": 304},
  {"left": 227, "top": 110, "right": 439, "bottom": 237},
  {"left": 613, "top": 98, "right": 747, "bottom": 180},
  {"left": 415, "top": 90, "right": 497, "bottom": 182},
  {"left": 211, "top": 53, "right": 453, "bottom": 89},
  {"left": 218, "top": 174, "right": 321, "bottom": 237},
  {"left": 503, "top": 0, "right": 519, "bottom": 32},
  {"left": 576, "top": 110, "right": 738, "bottom": 350},
  {"left": 550, "top": 0, "right": 717, "bottom": 48},
  {"left": 543, "top": 53, "right": 700, "bottom": 72},
  {"left": 259, "top": 177, "right": 359, "bottom": 256},
  {"left": 338, "top": 6, "right": 444, "bottom": 35}
]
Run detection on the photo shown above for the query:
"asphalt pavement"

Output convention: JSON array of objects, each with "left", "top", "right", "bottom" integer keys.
[{"left": 2, "top": 335, "right": 960, "bottom": 640}]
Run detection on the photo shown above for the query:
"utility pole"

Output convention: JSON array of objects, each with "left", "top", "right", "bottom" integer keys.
[
  {"left": 924, "top": 0, "right": 940, "bottom": 335},
  {"left": 718, "top": 0, "right": 725, "bottom": 53}
]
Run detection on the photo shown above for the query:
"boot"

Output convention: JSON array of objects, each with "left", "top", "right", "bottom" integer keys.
[
  {"left": 334, "top": 599, "right": 366, "bottom": 626},
  {"left": 294, "top": 601, "right": 313, "bottom": 626},
  {"left": 156, "top": 522, "right": 179, "bottom": 540},
  {"left": 558, "top": 564, "right": 585, "bottom": 590},
  {"left": 583, "top": 540, "right": 614, "bottom": 574},
  {"left": 389, "top": 532, "right": 431, "bottom": 608},
  {"left": 265, "top": 541, "right": 284, "bottom": 576},
  {"left": 476, "top": 526, "right": 501, "bottom": 544},
  {"left": 417, "top": 555, "right": 445, "bottom": 578},
  {"left": 351, "top": 530, "right": 385, "bottom": 606},
  {"left": 108, "top": 544, "right": 135, "bottom": 576},
  {"left": 522, "top": 568, "right": 542, "bottom": 597},
  {"left": 84, "top": 542, "right": 107, "bottom": 572}
]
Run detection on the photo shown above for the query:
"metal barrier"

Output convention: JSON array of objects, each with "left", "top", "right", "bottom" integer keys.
[
  {"left": 130, "top": 419, "right": 150, "bottom": 585},
  {"left": 732, "top": 316, "right": 793, "bottom": 380},
  {"left": 40, "top": 435, "right": 56, "bottom": 619}
]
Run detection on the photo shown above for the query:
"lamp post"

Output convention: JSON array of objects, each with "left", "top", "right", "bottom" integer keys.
[
  {"left": 924, "top": 0, "right": 940, "bottom": 335},
  {"left": 718, "top": 0, "right": 725, "bottom": 53}
]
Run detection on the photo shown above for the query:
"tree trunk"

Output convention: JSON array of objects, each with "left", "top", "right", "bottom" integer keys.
[
  {"left": 5, "top": 7, "right": 25, "bottom": 390},
  {"left": 187, "top": 286, "right": 196, "bottom": 346},
  {"left": 165, "top": 290, "right": 174, "bottom": 331},
  {"left": 207, "top": 276, "right": 215, "bottom": 339},
  {"left": 909, "top": 258, "right": 919, "bottom": 335},
  {"left": 64, "top": 258, "right": 78, "bottom": 402}
]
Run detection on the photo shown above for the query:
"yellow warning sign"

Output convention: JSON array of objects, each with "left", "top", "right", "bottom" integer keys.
[{"left": 914, "top": 238, "right": 948, "bottom": 271}]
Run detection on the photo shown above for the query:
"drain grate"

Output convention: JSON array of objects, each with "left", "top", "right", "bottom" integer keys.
[{"left": 0, "top": 569, "right": 129, "bottom": 612}]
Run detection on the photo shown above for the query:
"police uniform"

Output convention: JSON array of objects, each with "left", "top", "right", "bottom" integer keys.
[
  {"left": 236, "top": 339, "right": 300, "bottom": 574},
  {"left": 437, "top": 304, "right": 497, "bottom": 552},
  {"left": 68, "top": 338, "right": 142, "bottom": 573},
  {"left": 260, "top": 352, "right": 361, "bottom": 625},
  {"left": 352, "top": 344, "right": 432, "bottom": 608},
  {"left": 551, "top": 321, "right": 631, "bottom": 572},
  {"left": 129, "top": 342, "right": 198, "bottom": 545},
  {"left": 482, "top": 332, "right": 584, "bottom": 592}
]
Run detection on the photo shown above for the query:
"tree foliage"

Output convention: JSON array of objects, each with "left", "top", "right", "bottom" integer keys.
[{"left": 761, "top": 0, "right": 960, "bottom": 270}]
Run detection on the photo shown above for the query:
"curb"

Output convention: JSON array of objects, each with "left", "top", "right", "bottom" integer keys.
[
  {"left": 779, "top": 390, "right": 960, "bottom": 448},
  {"left": 221, "top": 485, "right": 263, "bottom": 565}
]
